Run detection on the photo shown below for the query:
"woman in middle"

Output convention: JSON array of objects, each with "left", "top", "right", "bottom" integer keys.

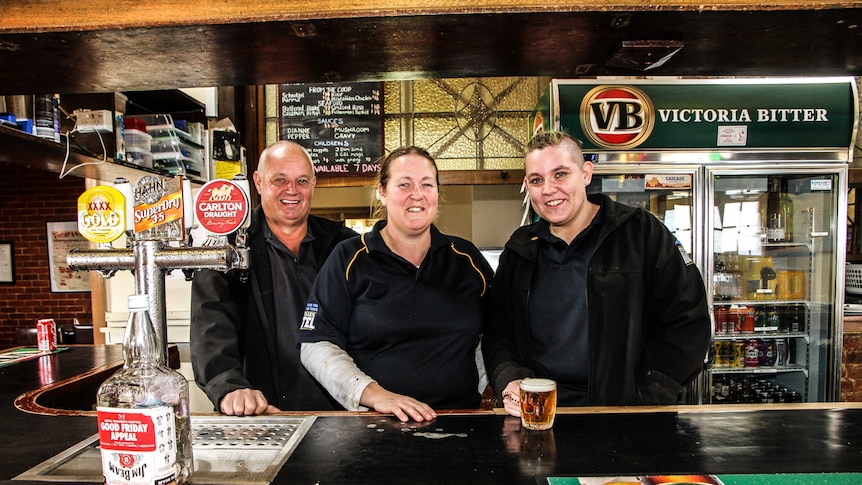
[{"left": 299, "top": 146, "right": 494, "bottom": 422}]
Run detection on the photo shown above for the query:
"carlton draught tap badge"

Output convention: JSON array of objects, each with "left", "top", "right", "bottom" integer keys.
[
  {"left": 579, "top": 85, "right": 655, "bottom": 149},
  {"left": 194, "top": 179, "right": 249, "bottom": 236}
]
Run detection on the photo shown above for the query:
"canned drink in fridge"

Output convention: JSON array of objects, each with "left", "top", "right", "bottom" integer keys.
[
  {"left": 744, "top": 339, "right": 760, "bottom": 367},
  {"left": 727, "top": 340, "right": 745, "bottom": 368},
  {"left": 36, "top": 318, "right": 57, "bottom": 352},
  {"left": 714, "top": 305, "right": 731, "bottom": 333},
  {"left": 740, "top": 306, "right": 756, "bottom": 332},
  {"left": 787, "top": 304, "right": 805, "bottom": 332},
  {"left": 713, "top": 341, "right": 726, "bottom": 366},
  {"left": 755, "top": 307, "right": 780, "bottom": 331},
  {"left": 759, "top": 338, "right": 776, "bottom": 367},
  {"left": 729, "top": 305, "right": 748, "bottom": 332},
  {"left": 774, "top": 338, "right": 789, "bottom": 366}
]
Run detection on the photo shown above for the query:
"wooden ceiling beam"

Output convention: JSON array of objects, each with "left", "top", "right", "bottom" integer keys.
[{"left": 4, "top": 0, "right": 859, "bottom": 33}]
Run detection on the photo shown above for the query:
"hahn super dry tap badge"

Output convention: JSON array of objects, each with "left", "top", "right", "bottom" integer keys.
[{"left": 133, "top": 176, "right": 185, "bottom": 241}]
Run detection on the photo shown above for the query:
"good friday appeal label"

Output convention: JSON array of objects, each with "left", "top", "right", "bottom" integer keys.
[{"left": 98, "top": 406, "right": 178, "bottom": 485}]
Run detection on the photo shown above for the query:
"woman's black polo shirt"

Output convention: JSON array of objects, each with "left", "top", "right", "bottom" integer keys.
[{"left": 299, "top": 221, "right": 494, "bottom": 409}]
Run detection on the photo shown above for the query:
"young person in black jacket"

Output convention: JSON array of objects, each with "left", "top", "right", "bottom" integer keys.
[
  {"left": 483, "top": 131, "right": 710, "bottom": 415},
  {"left": 190, "top": 141, "right": 357, "bottom": 416}
]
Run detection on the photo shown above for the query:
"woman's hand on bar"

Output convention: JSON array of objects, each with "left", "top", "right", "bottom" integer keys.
[{"left": 360, "top": 382, "right": 437, "bottom": 422}]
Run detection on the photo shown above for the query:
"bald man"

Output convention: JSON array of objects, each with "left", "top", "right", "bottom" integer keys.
[{"left": 191, "top": 141, "right": 357, "bottom": 415}]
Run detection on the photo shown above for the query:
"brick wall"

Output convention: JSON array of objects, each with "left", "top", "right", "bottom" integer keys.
[
  {"left": 0, "top": 162, "right": 91, "bottom": 348},
  {"left": 842, "top": 330, "right": 862, "bottom": 402}
]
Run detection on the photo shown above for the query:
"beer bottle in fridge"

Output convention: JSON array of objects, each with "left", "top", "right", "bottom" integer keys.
[{"left": 96, "top": 294, "right": 193, "bottom": 485}]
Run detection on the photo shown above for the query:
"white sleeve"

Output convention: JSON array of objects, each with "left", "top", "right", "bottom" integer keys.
[{"left": 300, "top": 341, "right": 375, "bottom": 411}]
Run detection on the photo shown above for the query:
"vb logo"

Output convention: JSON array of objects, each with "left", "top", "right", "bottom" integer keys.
[{"left": 579, "top": 85, "right": 655, "bottom": 149}]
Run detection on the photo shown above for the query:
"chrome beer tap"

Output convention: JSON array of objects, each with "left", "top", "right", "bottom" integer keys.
[{"left": 68, "top": 175, "right": 251, "bottom": 363}]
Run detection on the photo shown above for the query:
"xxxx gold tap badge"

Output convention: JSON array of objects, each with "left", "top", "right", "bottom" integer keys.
[
  {"left": 77, "top": 186, "right": 126, "bottom": 243},
  {"left": 580, "top": 85, "right": 655, "bottom": 149}
]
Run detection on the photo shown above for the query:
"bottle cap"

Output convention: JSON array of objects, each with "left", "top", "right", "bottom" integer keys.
[{"left": 128, "top": 294, "right": 149, "bottom": 310}]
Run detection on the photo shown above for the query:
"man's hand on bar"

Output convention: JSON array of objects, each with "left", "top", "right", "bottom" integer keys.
[{"left": 220, "top": 388, "right": 281, "bottom": 416}]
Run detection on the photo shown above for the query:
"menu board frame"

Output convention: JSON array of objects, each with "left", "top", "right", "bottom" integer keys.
[{"left": 278, "top": 82, "right": 384, "bottom": 177}]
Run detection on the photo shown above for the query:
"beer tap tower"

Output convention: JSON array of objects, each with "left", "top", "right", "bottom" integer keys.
[{"left": 67, "top": 174, "right": 251, "bottom": 363}]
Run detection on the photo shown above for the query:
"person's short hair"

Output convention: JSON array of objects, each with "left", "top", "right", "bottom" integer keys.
[{"left": 525, "top": 131, "right": 586, "bottom": 167}]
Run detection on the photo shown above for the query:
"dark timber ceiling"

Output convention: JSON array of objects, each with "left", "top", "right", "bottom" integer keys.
[{"left": 0, "top": 8, "right": 861, "bottom": 95}]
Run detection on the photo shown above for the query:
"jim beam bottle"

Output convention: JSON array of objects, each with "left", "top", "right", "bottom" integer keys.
[{"left": 97, "top": 294, "right": 193, "bottom": 485}]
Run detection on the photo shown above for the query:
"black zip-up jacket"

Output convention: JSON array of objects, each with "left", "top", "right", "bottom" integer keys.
[
  {"left": 482, "top": 194, "right": 711, "bottom": 406},
  {"left": 190, "top": 206, "right": 357, "bottom": 411}
]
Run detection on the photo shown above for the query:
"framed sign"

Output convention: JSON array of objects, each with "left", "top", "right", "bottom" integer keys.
[
  {"left": 46, "top": 222, "right": 91, "bottom": 292},
  {"left": 0, "top": 242, "right": 14, "bottom": 284},
  {"left": 279, "top": 82, "right": 384, "bottom": 176}
]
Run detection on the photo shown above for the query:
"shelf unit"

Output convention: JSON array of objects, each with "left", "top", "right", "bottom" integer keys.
[
  {"left": 0, "top": 124, "right": 168, "bottom": 184},
  {"left": 710, "top": 240, "right": 815, "bottom": 403},
  {"left": 134, "top": 114, "right": 206, "bottom": 183}
]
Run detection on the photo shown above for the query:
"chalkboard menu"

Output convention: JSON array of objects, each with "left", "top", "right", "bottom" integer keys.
[{"left": 278, "top": 82, "right": 384, "bottom": 176}]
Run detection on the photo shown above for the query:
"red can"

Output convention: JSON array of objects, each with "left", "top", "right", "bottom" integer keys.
[
  {"left": 744, "top": 339, "right": 760, "bottom": 367},
  {"left": 36, "top": 319, "right": 57, "bottom": 352},
  {"left": 740, "top": 306, "right": 756, "bottom": 332}
]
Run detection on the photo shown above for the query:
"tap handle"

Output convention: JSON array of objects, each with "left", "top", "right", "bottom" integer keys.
[
  {"left": 235, "top": 246, "right": 250, "bottom": 283},
  {"left": 182, "top": 268, "right": 195, "bottom": 281}
]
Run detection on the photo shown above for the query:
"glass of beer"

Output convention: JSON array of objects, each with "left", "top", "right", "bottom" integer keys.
[{"left": 519, "top": 378, "right": 557, "bottom": 431}]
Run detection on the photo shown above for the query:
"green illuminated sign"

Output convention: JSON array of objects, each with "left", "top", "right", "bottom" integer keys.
[{"left": 551, "top": 79, "right": 857, "bottom": 150}]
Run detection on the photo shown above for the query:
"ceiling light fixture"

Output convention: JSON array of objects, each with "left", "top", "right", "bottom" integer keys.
[{"left": 606, "top": 40, "right": 685, "bottom": 71}]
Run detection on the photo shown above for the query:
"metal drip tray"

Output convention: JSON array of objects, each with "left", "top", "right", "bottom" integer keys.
[{"left": 14, "top": 415, "right": 316, "bottom": 484}]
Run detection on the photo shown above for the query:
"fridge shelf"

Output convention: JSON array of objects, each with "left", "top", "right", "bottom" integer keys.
[
  {"left": 712, "top": 365, "right": 808, "bottom": 377},
  {"left": 712, "top": 299, "right": 808, "bottom": 307},
  {"left": 713, "top": 331, "right": 809, "bottom": 342},
  {"left": 760, "top": 241, "right": 811, "bottom": 252}
]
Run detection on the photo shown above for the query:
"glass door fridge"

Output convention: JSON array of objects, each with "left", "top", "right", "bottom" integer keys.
[{"left": 706, "top": 164, "right": 847, "bottom": 404}]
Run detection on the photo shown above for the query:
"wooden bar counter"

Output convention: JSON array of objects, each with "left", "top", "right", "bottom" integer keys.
[{"left": 2, "top": 345, "right": 862, "bottom": 484}]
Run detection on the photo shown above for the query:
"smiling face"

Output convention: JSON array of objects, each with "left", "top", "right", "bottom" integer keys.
[
  {"left": 253, "top": 142, "right": 316, "bottom": 231},
  {"left": 378, "top": 153, "right": 439, "bottom": 238},
  {"left": 524, "top": 140, "right": 596, "bottom": 242}
]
